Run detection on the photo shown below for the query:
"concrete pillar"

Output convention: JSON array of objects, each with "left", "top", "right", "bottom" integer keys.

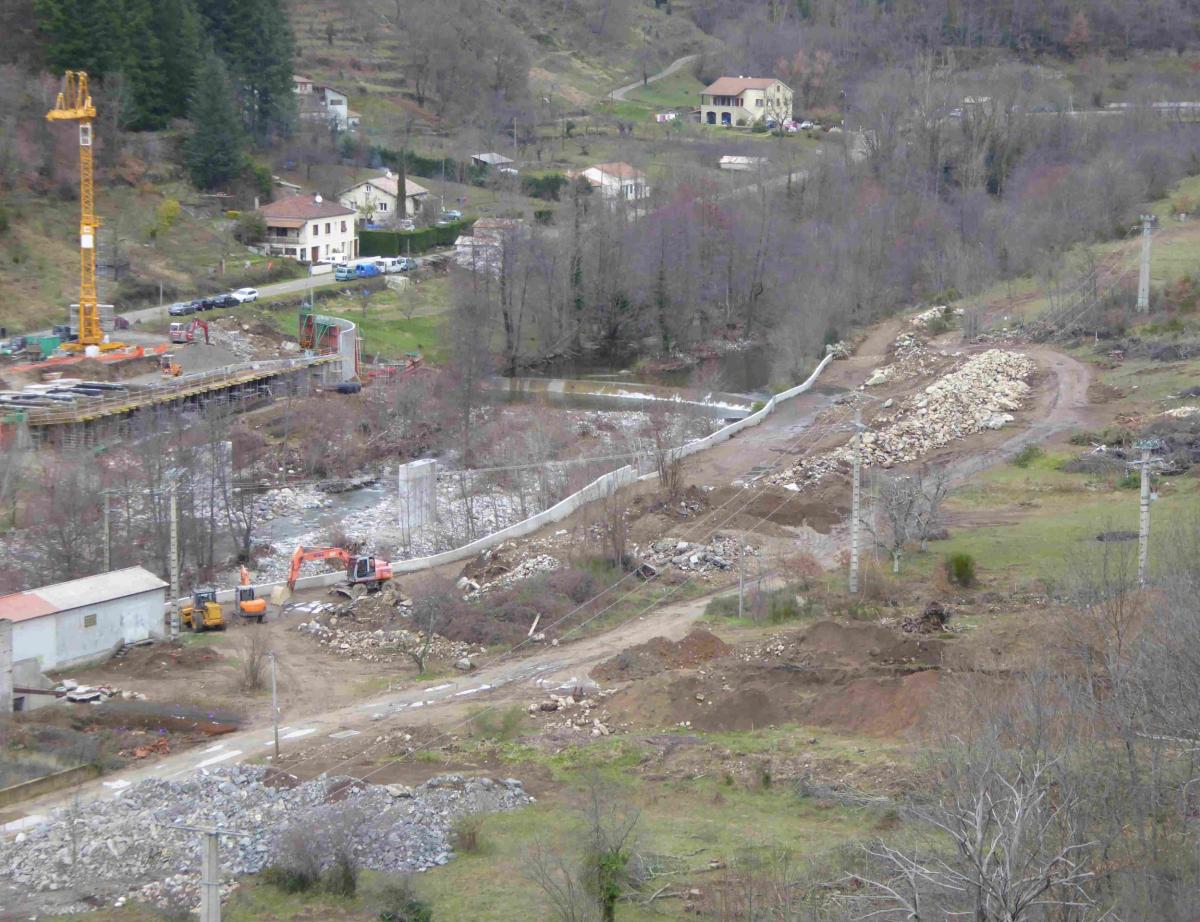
[
  {"left": 0, "top": 619, "right": 13, "bottom": 715},
  {"left": 398, "top": 459, "right": 438, "bottom": 541}
]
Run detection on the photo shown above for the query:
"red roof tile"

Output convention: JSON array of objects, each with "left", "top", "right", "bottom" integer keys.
[
  {"left": 702, "top": 77, "right": 783, "bottom": 96},
  {"left": 259, "top": 194, "right": 354, "bottom": 221}
]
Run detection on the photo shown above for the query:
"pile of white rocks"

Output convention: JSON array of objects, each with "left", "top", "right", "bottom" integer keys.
[
  {"left": 639, "top": 535, "right": 757, "bottom": 575},
  {"left": 296, "top": 619, "right": 480, "bottom": 664},
  {"left": 910, "top": 305, "right": 964, "bottom": 328},
  {"left": 528, "top": 688, "right": 619, "bottom": 737},
  {"left": 458, "top": 554, "right": 562, "bottom": 598},
  {"left": 777, "top": 349, "right": 1036, "bottom": 488},
  {"left": 0, "top": 766, "right": 531, "bottom": 910}
]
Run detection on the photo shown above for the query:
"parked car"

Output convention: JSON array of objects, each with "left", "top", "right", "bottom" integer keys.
[
  {"left": 230, "top": 288, "right": 259, "bottom": 303},
  {"left": 334, "top": 264, "right": 356, "bottom": 281},
  {"left": 188, "top": 298, "right": 210, "bottom": 312},
  {"left": 396, "top": 219, "right": 416, "bottom": 231},
  {"left": 396, "top": 257, "right": 417, "bottom": 272},
  {"left": 441, "top": 209, "right": 463, "bottom": 221},
  {"left": 355, "top": 262, "right": 381, "bottom": 278},
  {"left": 167, "top": 301, "right": 196, "bottom": 316},
  {"left": 212, "top": 293, "right": 239, "bottom": 308}
]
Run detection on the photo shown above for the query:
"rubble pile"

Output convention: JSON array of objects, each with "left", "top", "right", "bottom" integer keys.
[
  {"left": 862, "top": 331, "right": 949, "bottom": 387},
  {"left": 0, "top": 766, "right": 531, "bottom": 909},
  {"left": 639, "top": 535, "right": 757, "bottom": 576},
  {"left": 458, "top": 553, "right": 561, "bottom": 598},
  {"left": 297, "top": 618, "right": 480, "bottom": 664},
  {"left": 528, "top": 687, "right": 619, "bottom": 737},
  {"left": 910, "top": 305, "right": 964, "bottom": 328},
  {"left": 1159, "top": 405, "right": 1200, "bottom": 419},
  {"left": 777, "top": 349, "right": 1036, "bottom": 488}
]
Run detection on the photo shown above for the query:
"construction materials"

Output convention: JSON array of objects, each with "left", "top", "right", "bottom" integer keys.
[
  {"left": 160, "top": 353, "right": 182, "bottom": 377},
  {"left": 180, "top": 589, "right": 225, "bottom": 632},
  {"left": 46, "top": 71, "right": 123, "bottom": 353},
  {"left": 285, "top": 545, "right": 393, "bottom": 596}
]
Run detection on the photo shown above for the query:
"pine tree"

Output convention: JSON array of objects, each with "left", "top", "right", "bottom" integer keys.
[
  {"left": 155, "top": 0, "right": 204, "bottom": 121},
  {"left": 34, "top": 0, "right": 122, "bottom": 76},
  {"left": 184, "top": 52, "right": 244, "bottom": 190},
  {"left": 119, "top": 0, "right": 167, "bottom": 130}
]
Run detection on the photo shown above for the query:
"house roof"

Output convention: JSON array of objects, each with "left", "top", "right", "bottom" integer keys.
[
  {"left": 473, "top": 152, "right": 514, "bottom": 166},
  {"left": 0, "top": 567, "right": 167, "bottom": 624},
  {"left": 586, "top": 162, "right": 646, "bottom": 181},
  {"left": 293, "top": 74, "right": 313, "bottom": 83},
  {"left": 703, "top": 76, "right": 783, "bottom": 96},
  {"left": 259, "top": 194, "right": 355, "bottom": 221},
  {"left": 342, "top": 175, "right": 430, "bottom": 200}
]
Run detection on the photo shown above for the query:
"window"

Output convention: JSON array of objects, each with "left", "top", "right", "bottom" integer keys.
[
  {"left": 756, "top": 98, "right": 764, "bottom": 107},
  {"left": 341, "top": 221, "right": 347, "bottom": 232},
  {"left": 325, "top": 223, "right": 331, "bottom": 234},
  {"left": 83, "top": 613, "right": 97, "bottom": 628},
  {"left": 312, "top": 223, "right": 319, "bottom": 236},
  {"left": 378, "top": 201, "right": 388, "bottom": 212}
]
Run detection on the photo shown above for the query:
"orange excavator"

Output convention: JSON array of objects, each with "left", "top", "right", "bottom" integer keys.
[
  {"left": 286, "top": 545, "right": 394, "bottom": 595},
  {"left": 170, "top": 318, "right": 209, "bottom": 345},
  {"left": 237, "top": 564, "right": 267, "bottom": 622}
]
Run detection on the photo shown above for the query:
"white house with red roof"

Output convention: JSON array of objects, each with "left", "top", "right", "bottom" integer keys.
[
  {"left": 700, "top": 76, "right": 793, "bottom": 127},
  {"left": 258, "top": 194, "right": 358, "bottom": 263},
  {"left": 571, "top": 162, "right": 650, "bottom": 201},
  {"left": 0, "top": 567, "right": 167, "bottom": 672}
]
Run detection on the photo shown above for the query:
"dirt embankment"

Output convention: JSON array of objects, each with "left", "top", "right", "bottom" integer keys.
[{"left": 600, "top": 620, "right": 948, "bottom": 738}]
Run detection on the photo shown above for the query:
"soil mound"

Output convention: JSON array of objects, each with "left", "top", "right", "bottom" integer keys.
[
  {"left": 593, "top": 629, "right": 732, "bottom": 682},
  {"left": 797, "top": 620, "right": 942, "bottom": 665}
]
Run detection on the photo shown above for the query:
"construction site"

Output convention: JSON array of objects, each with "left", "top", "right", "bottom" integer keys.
[{"left": 5, "top": 52, "right": 1200, "bottom": 922}]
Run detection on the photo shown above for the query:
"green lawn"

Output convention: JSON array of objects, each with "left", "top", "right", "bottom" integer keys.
[{"left": 624, "top": 68, "right": 705, "bottom": 111}]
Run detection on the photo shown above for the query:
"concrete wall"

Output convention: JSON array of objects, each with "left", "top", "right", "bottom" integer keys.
[
  {"left": 15, "top": 588, "right": 167, "bottom": 671},
  {"left": 168, "top": 352, "right": 833, "bottom": 608}
]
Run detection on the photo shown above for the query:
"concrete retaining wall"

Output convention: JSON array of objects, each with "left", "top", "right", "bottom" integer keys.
[
  {"left": 0, "top": 764, "right": 100, "bottom": 809},
  {"left": 492, "top": 377, "right": 754, "bottom": 418},
  {"left": 169, "top": 352, "right": 832, "bottom": 608}
]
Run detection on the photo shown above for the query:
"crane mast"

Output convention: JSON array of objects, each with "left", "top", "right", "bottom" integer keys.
[{"left": 46, "top": 71, "right": 121, "bottom": 351}]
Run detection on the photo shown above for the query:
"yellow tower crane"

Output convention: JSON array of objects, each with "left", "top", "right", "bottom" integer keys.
[{"left": 46, "top": 71, "right": 123, "bottom": 352}]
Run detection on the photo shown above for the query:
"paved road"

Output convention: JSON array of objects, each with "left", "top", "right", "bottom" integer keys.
[{"left": 611, "top": 53, "right": 698, "bottom": 102}]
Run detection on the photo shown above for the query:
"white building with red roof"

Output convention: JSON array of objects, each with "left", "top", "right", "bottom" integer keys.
[
  {"left": 700, "top": 76, "right": 793, "bottom": 127},
  {"left": 258, "top": 193, "right": 358, "bottom": 263},
  {"left": 0, "top": 567, "right": 167, "bottom": 673},
  {"left": 570, "top": 162, "right": 650, "bottom": 201}
]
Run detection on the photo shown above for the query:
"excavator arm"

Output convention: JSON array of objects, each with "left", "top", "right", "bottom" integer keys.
[{"left": 287, "top": 546, "right": 351, "bottom": 590}]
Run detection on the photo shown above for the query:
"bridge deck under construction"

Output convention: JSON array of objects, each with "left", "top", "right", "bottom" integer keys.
[{"left": 10, "top": 355, "right": 337, "bottom": 447}]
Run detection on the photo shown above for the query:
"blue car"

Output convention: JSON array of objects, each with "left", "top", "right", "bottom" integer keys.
[{"left": 355, "top": 262, "right": 381, "bottom": 278}]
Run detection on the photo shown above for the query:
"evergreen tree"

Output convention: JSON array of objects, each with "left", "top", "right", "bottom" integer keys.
[
  {"left": 118, "top": 0, "right": 167, "bottom": 130},
  {"left": 196, "top": 0, "right": 295, "bottom": 138},
  {"left": 184, "top": 52, "right": 244, "bottom": 190},
  {"left": 34, "top": 0, "right": 122, "bottom": 76},
  {"left": 155, "top": 0, "right": 204, "bottom": 121}
]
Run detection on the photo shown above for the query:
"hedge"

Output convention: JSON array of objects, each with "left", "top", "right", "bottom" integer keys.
[
  {"left": 372, "top": 146, "right": 489, "bottom": 186},
  {"left": 359, "top": 218, "right": 477, "bottom": 257}
]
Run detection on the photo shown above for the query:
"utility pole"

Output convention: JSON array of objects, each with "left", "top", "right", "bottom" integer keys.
[
  {"left": 269, "top": 652, "right": 280, "bottom": 761},
  {"left": 1131, "top": 440, "right": 1161, "bottom": 586},
  {"left": 102, "top": 493, "right": 111, "bottom": 572},
  {"left": 200, "top": 829, "right": 221, "bottom": 922},
  {"left": 849, "top": 407, "right": 862, "bottom": 594},
  {"left": 1137, "top": 214, "right": 1153, "bottom": 312},
  {"left": 168, "top": 481, "right": 180, "bottom": 635}
]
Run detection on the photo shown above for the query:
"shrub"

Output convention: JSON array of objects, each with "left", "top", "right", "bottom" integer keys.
[
  {"left": 377, "top": 877, "right": 433, "bottom": 922},
  {"left": 1012, "top": 444, "right": 1045, "bottom": 468},
  {"left": 945, "top": 553, "right": 977, "bottom": 588},
  {"left": 1117, "top": 472, "right": 1140, "bottom": 490},
  {"left": 451, "top": 814, "right": 483, "bottom": 853},
  {"left": 322, "top": 854, "right": 358, "bottom": 897},
  {"left": 521, "top": 173, "right": 569, "bottom": 201},
  {"left": 471, "top": 705, "right": 526, "bottom": 741},
  {"left": 533, "top": 208, "right": 554, "bottom": 224}
]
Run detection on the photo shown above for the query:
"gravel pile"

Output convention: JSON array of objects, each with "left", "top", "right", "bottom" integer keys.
[
  {"left": 460, "top": 554, "right": 562, "bottom": 598},
  {"left": 296, "top": 619, "right": 479, "bottom": 663},
  {"left": 776, "top": 349, "right": 1035, "bottom": 489},
  {"left": 639, "top": 535, "right": 757, "bottom": 574},
  {"left": 862, "top": 331, "right": 950, "bottom": 387},
  {"left": 0, "top": 766, "right": 531, "bottom": 909}
]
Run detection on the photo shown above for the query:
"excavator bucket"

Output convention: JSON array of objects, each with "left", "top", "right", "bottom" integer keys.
[{"left": 270, "top": 585, "right": 291, "bottom": 605}]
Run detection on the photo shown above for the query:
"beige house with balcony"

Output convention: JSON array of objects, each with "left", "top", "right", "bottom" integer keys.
[
  {"left": 258, "top": 194, "right": 358, "bottom": 264},
  {"left": 700, "top": 77, "right": 793, "bottom": 127},
  {"left": 338, "top": 173, "right": 431, "bottom": 224}
]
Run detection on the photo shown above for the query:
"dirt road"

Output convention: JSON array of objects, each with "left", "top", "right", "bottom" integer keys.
[
  {"left": 610, "top": 54, "right": 698, "bottom": 102},
  {"left": 5, "top": 335, "right": 1091, "bottom": 830}
]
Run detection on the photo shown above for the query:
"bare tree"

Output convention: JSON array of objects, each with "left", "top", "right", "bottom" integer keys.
[
  {"left": 850, "top": 758, "right": 1102, "bottom": 921},
  {"left": 408, "top": 581, "right": 454, "bottom": 674},
  {"left": 869, "top": 466, "right": 951, "bottom": 572}
]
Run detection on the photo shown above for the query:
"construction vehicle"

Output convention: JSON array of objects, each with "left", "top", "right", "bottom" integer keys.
[
  {"left": 169, "top": 318, "right": 209, "bottom": 345},
  {"left": 236, "top": 565, "right": 267, "bottom": 622},
  {"left": 180, "top": 588, "right": 225, "bottom": 632},
  {"left": 286, "top": 545, "right": 393, "bottom": 595},
  {"left": 46, "top": 72, "right": 123, "bottom": 353},
  {"left": 160, "top": 353, "right": 182, "bottom": 377}
]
